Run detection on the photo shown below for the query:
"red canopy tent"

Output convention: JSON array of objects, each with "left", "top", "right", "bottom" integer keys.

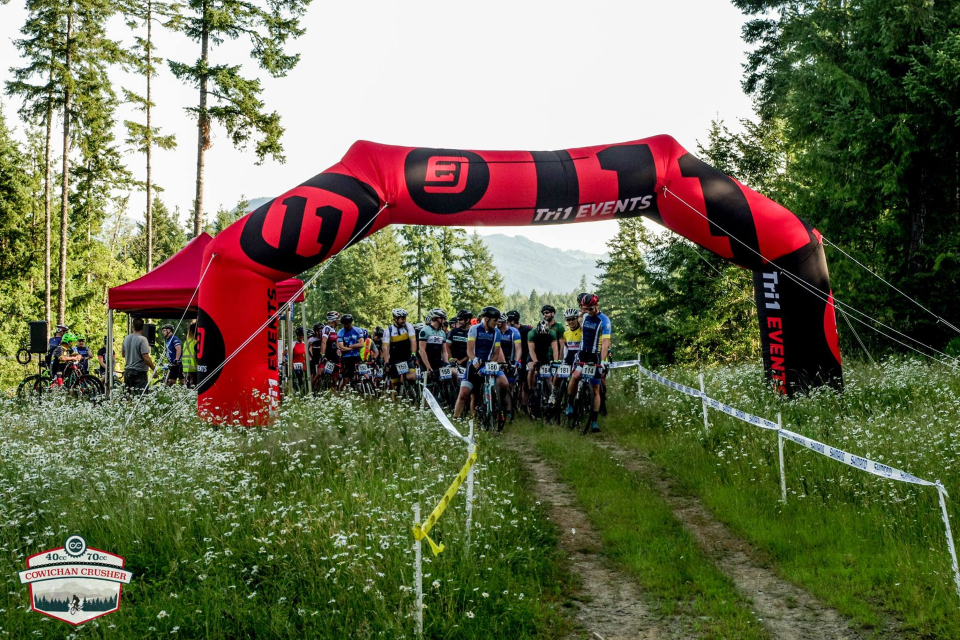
[
  {"left": 105, "top": 232, "right": 310, "bottom": 397},
  {"left": 109, "top": 232, "right": 304, "bottom": 316}
]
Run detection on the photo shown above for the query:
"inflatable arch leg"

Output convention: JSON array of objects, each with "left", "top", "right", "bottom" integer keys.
[{"left": 198, "top": 135, "right": 842, "bottom": 425}]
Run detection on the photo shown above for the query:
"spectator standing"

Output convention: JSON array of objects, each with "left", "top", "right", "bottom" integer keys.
[
  {"left": 182, "top": 323, "right": 199, "bottom": 388},
  {"left": 122, "top": 318, "right": 155, "bottom": 391}
]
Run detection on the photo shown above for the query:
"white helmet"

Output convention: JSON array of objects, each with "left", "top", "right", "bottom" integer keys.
[{"left": 392, "top": 308, "right": 408, "bottom": 319}]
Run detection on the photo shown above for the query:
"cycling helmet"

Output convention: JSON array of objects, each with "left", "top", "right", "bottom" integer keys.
[
  {"left": 75, "top": 334, "right": 86, "bottom": 341},
  {"left": 506, "top": 310, "right": 520, "bottom": 323},
  {"left": 457, "top": 309, "right": 473, "bottom": 320},
  {"left": 313, "top": 322, "right": 324, "bottom": 332},
  {"left": 295, "top": 326, "right": 304, "bottom": 336},
  {"left": 61, "top": 332, "right": 77, "bottom": 343},
  {"left": 428, "top": 308, "right": 447, "bottom": 320},
  {"left": 161, "top": 324, "right": 174, "bottom": 332},
  {"left": 541, "top": 304, "right": 556, "bottom": 314},
  {"left": 498, "top": 313, "right": 508, "bottom": 323},
  {"left": 536, "top": 320, "right": 551, "bottom": 335},
  {"left": 414, "top": 322, "right": 425, "bottom": 332},
  {"left": 326, "top": 311, "right": 340, "bottom": 321},
  {"left": 341, "top": 313, "right": 354, "bottom": 323},
  {"left": 564, "top": 308, "right": 580, "bottom": 319},
  {"left": 581, "top": 293, "right": 599, "bottom": 306},
  {"left": 55, "top": 323, "right": 69, "bottom": 332},
  {"left": 577, "top": 292, "right": 589, "bottom": 305},
  {"left": 374, "top": 326, "right": 384, "bottom": 337},
  {"left": 392, "top": 308, "right": 408, "bottom": 319},
  {"left": 480, "top": 306, "right": 501, "bottom": 319}
]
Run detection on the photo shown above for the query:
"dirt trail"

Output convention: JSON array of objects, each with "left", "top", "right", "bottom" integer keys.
[
  {"left": 593, "top": 437, "right": 866, "bottom": 640},
  {"left": 503, "top": 435, "right": 686, "bottom": 640}
]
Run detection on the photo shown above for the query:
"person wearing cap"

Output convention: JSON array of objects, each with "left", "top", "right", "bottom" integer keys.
[
  {"left": 73, "top": 335, "right": 92, "bottom": 374},
  {"left": 45, "top": 323, "right": 69, "bottom": 374},
  {"left": 160, "top": 324, "right": 184, "bottom": 386},
  {"left": 290, "top": 327, "right": 308, "bottom": 394},
  {"left": 337, "top": 314, "right": 370, "bottom": 390},
  {"left": 122, "top": 318, "right": 155, "bottom": 391},
  {"left": 182, "top": 323, "right": 199, "bottom": 388}
]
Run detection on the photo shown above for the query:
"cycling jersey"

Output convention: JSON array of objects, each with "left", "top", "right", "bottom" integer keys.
[
  {"left": 515, "top": 324, "right": 533, "bottom": 362},
  {"left": 291, "top": 342, "right": 306, "bottom": 366},
  {"left": 165, "top": 335, "right": 182, "bottom": 363},
  {"left": 527, "top": 329, "right": 555, "bottom": 363},
  {"left": 321, "top": 325, "right": 340, "bottom": 359},
  {"left": 384, "top": 322, "right": 416, "bottom": 361},
  {"left": 467, "top": 323, "right": 502, "bottom": 361},
  {"left": 419, "top": 325, "right": 447, "bottom": 368},
  {"left": 74, "top": 345, "right": 91, "bottom": 373},
  {"left": 580, "top": 312, "right": 612, "bottom": 356},
  {"left": 307, "top": 335, "right": 323, "bottom": 364},
  {"left": 498, "top": 326, "right": 521, "bottom": 362},
  {"left": 563, "top": 326, "right": 582, "bottom": 364},
  {"left": 337, "top": 327, "right": 368, "bottom": 358},
  {"left": 446, "top": 327, "right": 469, "bottom": 361}
]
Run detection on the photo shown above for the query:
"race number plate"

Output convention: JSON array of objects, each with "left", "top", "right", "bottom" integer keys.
[
  {"left": 581, "top": 365, "right": 597, "bottom": 377},
  {"left": 357, "top": 364, "right": 370, "bottom": 375},
  {"left": 395, "top": 361, "right": 409, "bottom": 374},
  {"left": 483, "top": 362, "right": 500, "bottom": 374},
  {"left": 439, "top": 366, "right": 452, "bottom": 380},
  {"left": 556, "top": 364, "right": 572, "bottom": 378},
  {"left": 324, "top": 361, "right": 335, "bottom": 374},
  {"left": 374, "top": 367, "right": 384, "bottom": 378},
  {"left": 293, "top": 362, "right": 303, "bottom": 371},
  {"left": 539, "top": 365, "right": 552, "bottom": 378}
]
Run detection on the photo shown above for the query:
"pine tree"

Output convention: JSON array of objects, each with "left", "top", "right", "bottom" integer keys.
[
  {"left": 122, "top": 0, "right": 178, "bottom": 272},
  {"left": 132, "top": 197, "right": 186, "bottom": 271},
  {"left": 451, "top": 232, "right": 504, "bottom": 312},
  {"left": 6, "top": 0, "right": 65, "bottom": 322},
  {"left": 168, "top": 0, "right": 311, "bottom": 236},
  {"left": 400, "top": 226, "right": 452, "bottom": 321}
]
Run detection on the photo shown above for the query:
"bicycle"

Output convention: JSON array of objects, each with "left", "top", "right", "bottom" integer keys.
[
  {"left": 314, "top": 358, "right": 342, "bottom": 393},
  {"left": 528, "top": 362, "right": 554, "bottom": 421},
  {"left": 567, "top": 361, "right": 600, "bottom": 433},
  {"left": 548, "top": 362, "right": 573, "bottom": 424},
  {"left": 391, "top": 358, "right": 421, "bottom": 405},
  {"left": 346, "top": 361, "right": 378, "bottom": 397},
  {"left": 16, "top": 350, "right": 52, "bottom": 402},
  {"left": 424, "top": 365, "right": 458, "bottom": 411},
  {"left": 23, "top": 361, "right": 104, "bottom": 403},
  {"left": 475, "top": 362, "right": 506, "bottom": 433}
]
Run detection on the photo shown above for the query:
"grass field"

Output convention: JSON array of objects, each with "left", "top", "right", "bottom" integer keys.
[
  {"left": 603, "top": 357, "right": 960, "bottom": 637},
  {"left": 0, "top": 389, "right": 571, "bottom": 639}
]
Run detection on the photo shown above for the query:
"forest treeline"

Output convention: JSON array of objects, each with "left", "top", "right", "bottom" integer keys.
[{"left": 1, "top": 0, "right": 958, "bottom": 380}]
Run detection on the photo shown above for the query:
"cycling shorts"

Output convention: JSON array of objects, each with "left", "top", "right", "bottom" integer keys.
[{"left": 460, "top": 362, "right": 504, "bottom": 391}]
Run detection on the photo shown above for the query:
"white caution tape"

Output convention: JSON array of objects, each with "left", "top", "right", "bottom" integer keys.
[
  {"left": 778, "top": 427, "right": 936, "bottom": 487},
  {"left": 608, "top": 359, "right": 640, "bottom": 369},
  {"left": 422, "top": 386, "right": 471, "bottom": 446}
]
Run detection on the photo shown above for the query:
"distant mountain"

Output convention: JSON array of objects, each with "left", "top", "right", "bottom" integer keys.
[
  {"left": 232, "top": 198, "right": 607, "bottom": 294},
  {"left": 480, "top": 234, "right": 608, "bottom": 294}
]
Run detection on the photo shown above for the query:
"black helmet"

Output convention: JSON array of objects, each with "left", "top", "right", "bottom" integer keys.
[
  {"left": 457, "top": 309, "right": 473, "bottom": 320},
  {"left": 480, "top": 306, "right": 501, "bottom": 319},
  {"left": 506, "top": 310, "right": 520, "bottom": 322},
  {"left": 295, "top": 326, "right": 304, "bottom": 336},
  {"left": 374, "top": 326, "right": 384, "bottom": 337},
  {"left": 313, "top": 322, "right": 324, "bottom": 332},
  {"left": 341, "top": 313, "right": 354, "bottom": 323},
  {"left": 428, "top": 308, "right": 447, "bottom": 321},
  {"left": 161, "top": 324, "right": 174, "bottom": 332},
  {"left": 541, "top": 304, "right": 556, "bottom": 314},
  {"left": 581, "top": 293, "right": 599, "bottom": 306}
]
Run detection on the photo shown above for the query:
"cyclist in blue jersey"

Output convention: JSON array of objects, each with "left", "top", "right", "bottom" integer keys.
[
  {"left": 496, "top": 313, "right": 522, "bottom": 418},
  {"left": 337, "top": 314, "right": 370, "bottom": 390},
  {"left": 565, "top": 293, "right": 611, "bottom": 434},
  {"left": 453, "top": 306, "right": 511, "bottom": 419}
]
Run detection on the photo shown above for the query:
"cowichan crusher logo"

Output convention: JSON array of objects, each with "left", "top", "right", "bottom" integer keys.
[{"left": 18, "top": 535, "right": 133, "bottom": 625}]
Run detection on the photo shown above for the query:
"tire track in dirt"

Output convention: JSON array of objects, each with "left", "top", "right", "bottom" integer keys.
[
  {"left": 503, "top": 435, "right": 687, "bottom": 640},
  {"left": 593, "top": 437, "right": 869, "bottom": 640}
]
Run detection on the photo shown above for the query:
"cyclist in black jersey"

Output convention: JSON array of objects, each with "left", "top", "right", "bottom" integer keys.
[
  {"left": 527, "top": 319, "right": 559, "bottom": 394},
  {"left": 383, "top": 308, "right": 418, "bottom": 388},
  {"left": 445, "top": 310, "right": 471, "bottom": 385},
  {"left": 507, "top": 310, "right": 533, "bottom": 410}
]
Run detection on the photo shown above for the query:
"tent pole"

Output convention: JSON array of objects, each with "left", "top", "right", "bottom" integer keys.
[
  {"left": 301, "top": 298, "right": 312, "bottom": 395},
  {"left": 286, "top": 305, "right": 295, "bottom": 396},
  {"left": 106, "top": 309, "right": 113, "bottom": 399}
]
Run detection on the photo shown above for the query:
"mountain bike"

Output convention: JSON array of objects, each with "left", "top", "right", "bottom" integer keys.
[
  {"left": 548, "top": 362, "right": 572, "bottom": 424},
  {"left": 528, "top": 363, "right": 554, "bottom": 421},
  {"left": 346, "top": 361, "right": 378, "bottom": 397},
  {"left": 20, "top": 361, "right": 103, "bottom": 403},
  {"left": 475, "top": 362, "right": 506, "bottom": 433},
  {"left": 390, "top": 358, "right": 421, "bottom": 405},
  {"left": 16, "top": 350, "right": 52, "bottom": 402},
  {"left": 567, "top": 361, "right": 599, "bottom": 433},
  {"left": 424, "top": 366, "right": 458, "bottom": 411},
  {"left": 314, "top": 358, "right": 342, "bottom": 393}
]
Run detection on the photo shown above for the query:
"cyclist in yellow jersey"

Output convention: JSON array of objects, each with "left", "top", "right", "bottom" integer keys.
[{"left": 551, "top": 308, "right": 582, "bottom": 404}]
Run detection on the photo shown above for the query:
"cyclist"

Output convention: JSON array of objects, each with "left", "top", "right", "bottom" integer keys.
[
  {"left": 565, "top": 293, "right": 611, "bottom": 434},
  {"left": 74, "top": 335, "right": 92, "bottom": 374},
  {"left": 551, "top": 308, "right": 582, "bottom": 405},
  {"left": 288, "top": 327, "right": 308, "bottom": 394},
  {"left": 382, "top": 308, "right": 418, "bottom": 390},
  {"left": 507, "top": 310, "right": 533, "bottom": 410},
  {"left": 308, "top": 322, "right": 325, "bottom": 379},
  {"left": 97, "top": 338, "right": 113, "bottom": 379},
  {"left": 182, "top": 323, "right": 199, "bottom": 388},
  {"left": 51, "top": 333, "right": 82, "bottom": 385},
  {"left": 419, "top": 309, "right": 450, "bottom": 377},
  {"left": 527, "top": 318, "right": 559, "bottom": 392},
  {"left": 45, "top": 323, "right": 68, "bottom": 374},
  {"left": 496, "top": 313, "right": 522, "bottom": 417},
  {"left": 160, "top": 324, "right": 183, "bottom": 386},
  {"left": 541, "top": 304, "right": 565, "bottom": 346},
  {"left": 337, "top": 314, "right": 370, "bottom": 390},
  {"left": 315, "top": 311, "right": 341, "bottom": 387},
  {"left": 454, "top": 306, "right": 510, "bottom": 419}
]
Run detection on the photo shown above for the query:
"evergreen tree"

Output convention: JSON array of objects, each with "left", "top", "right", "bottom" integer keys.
[
  {"left": 451, "top": 231, "right": 504, "bottom": 312},
  {"left": 132, "top": 197, "right": 186, "bottom": 271},
  {"left": 168, "top": 0, "right": 311, "bottom": 236},
  {"left": 6, "top": 0, "right": 65, "bottom": 322},
  {"left": 400, "top": 226, "right": 452, "bottom": 320},
  {"left": 122, "top": 0, "right": 178, "bottom": 272}
]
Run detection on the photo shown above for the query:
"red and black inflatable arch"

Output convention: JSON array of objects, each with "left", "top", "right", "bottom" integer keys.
[{"left": 198, "top": 135, "right": 842, "bottom": 424}]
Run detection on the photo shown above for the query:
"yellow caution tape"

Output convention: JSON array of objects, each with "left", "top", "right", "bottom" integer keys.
[{"left": 412, "top": 446, "right": 478, "bottom": 556}]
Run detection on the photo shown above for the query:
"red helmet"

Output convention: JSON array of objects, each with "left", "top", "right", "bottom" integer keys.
[{"left": 581, "top": 293, "right": 599, "bottom": 306}]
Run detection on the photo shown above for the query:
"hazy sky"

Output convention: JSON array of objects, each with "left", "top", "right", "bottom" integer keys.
[{"left": 0, "top": 0, "right": 755, "bottom": 252}]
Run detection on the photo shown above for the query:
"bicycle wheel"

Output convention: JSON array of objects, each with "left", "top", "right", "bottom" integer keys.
[
  {"left": 16, "top": 374, "right": 46, "bottom": 402},
  {"left": 490, "top": 382, "right": 505, "bottom": 433},
  {"left": 71, "top": 375, "right": 104, "bottom": 401}
]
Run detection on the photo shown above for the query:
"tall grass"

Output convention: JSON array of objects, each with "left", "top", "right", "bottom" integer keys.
[
  {"left": 610, "top": 357, "right": 960, "bottom": 637},
  {"left": 0, "top": 389, "right": 569, "bottom": 638}
]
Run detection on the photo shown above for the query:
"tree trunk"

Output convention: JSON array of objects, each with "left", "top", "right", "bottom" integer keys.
[
  {"left": 145, "top": 0, "right": 153, "bottom": 271},
  {"left": 44, "top": 66, "right": 53, "bottom": 323},
  {"left": 58, "top": 8, "right": 73, "bottom": 326},
  {"left": 194, "top": 0, "right": 210, "bottom": 237}
]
